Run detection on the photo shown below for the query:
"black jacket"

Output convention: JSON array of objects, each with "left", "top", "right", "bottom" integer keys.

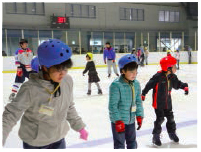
[
  {"left": 83, "top": 61, "right": 98, "bottom": 76},
  {"left": 142, "top": 71, "right": 188, "bottom": 109}
]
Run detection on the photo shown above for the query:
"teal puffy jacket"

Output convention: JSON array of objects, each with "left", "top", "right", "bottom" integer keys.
[{"left": 109, "top": 75, "right": 144, "bottom": 125}]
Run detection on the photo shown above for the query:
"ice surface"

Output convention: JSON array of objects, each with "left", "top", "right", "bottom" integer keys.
[{"left": 3, "top": 64, "right": 197, "bottom": 148}]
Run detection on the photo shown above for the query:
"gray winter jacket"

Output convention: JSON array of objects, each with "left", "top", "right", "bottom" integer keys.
[{"left": 3, "top": 72, "right": 86, "bottom": 146}]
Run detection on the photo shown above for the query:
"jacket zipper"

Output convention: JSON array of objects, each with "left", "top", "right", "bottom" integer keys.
[
  {"left": 165, "top": 75, "right": 170, "bottom": 109},
  {"left": 129, "top": 83, "right": 135, "bottom": 124}
]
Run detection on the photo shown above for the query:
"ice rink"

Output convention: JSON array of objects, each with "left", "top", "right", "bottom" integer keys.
[{"left": 3, "top": 64, "right": 197, "bottom": 148}]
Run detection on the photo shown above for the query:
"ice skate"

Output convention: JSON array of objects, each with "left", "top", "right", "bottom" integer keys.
[
  {"left": 98, "top": 89, "right": 102, "bottom": 95},
  {"left": 152, "top": 134, "right": 162, "bottom": 146},
  {"left": 87, "top": 90, "right": 91, "bottom": 95},
  {"left": 168, "top": 133, "right": 179, "bottom": 142}
]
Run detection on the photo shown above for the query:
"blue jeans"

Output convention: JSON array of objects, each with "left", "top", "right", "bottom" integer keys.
[
  {"left": 23, "top": 138, "right": 66, "bottom": 149},
  {"left": 111, "top": 122, "right": 137, "bottom": 149}
]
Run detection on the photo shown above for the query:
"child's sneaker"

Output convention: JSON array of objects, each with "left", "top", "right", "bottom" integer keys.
[
  {"left": 152, "top": 134, "right": 162, "bottom": 146},
  {"left": 168, "top": 133, "right": 179, "bottom": 142}
]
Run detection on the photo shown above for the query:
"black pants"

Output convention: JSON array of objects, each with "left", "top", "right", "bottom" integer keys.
[
  {"left": 111, "top": 122, "right": 137, "bottom": 149},
  {"left": 152, "top": 109, "right": 176, "bottom": 134},
  {"left": 140, "top": 54, "right": 145, "bottom": 66},
  {"left": 23, "top": 138, "right": 66, "bottom": 149}
]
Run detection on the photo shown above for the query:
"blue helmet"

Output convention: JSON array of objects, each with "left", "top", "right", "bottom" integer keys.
[
  {"left": 118, "top": 54, "right": 138, "bottom": 69},
  {"left": 31, "top": 57, "right": 39, "bottom": 72},
  {"left": 37, "top": 39, "right": 72, "bottom": 68}
]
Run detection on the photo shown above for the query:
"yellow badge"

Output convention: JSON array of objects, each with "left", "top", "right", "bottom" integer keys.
[
  {"left": 39, "top": 105, "right": 54, "bottom": 116},
  {"left": 131, "top": 106, "right": 136, "bottom": 112}
]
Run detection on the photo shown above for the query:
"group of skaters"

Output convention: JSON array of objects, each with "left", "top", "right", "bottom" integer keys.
[
  {"left": 3, "top": 39, "right": 189, "bottom": 149},
  {"left": 131, "top": 47, "right": 149, "bottom": 67}
]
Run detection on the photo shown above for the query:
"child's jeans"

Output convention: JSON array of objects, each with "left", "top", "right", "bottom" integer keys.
[
  {"left": 23, "top": 138, "right": 66, "bottom": 149},
  {"left": 111, "top": 122, "right": 137, "bottom": 149}
]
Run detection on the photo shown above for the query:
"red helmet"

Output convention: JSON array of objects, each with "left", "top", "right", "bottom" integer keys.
[{"left": 160, "top": 56, "right": 177, "bottom": 71}]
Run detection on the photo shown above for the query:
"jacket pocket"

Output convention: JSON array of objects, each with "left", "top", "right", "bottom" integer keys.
[{"left": 19, "top": 117, "right": 39, "bottom": 141}]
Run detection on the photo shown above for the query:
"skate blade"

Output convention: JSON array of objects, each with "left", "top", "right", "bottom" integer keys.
[{"left": 152, "top": 142, "right": 162, "bottom": 147}]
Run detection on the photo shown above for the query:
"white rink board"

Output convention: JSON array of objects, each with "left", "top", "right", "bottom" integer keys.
[{"left": 3, "top": 51, "right": 197, "bottom": 71}]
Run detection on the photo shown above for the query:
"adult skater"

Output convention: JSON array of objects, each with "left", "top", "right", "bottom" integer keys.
[
  {"left": 109, "top": 54, "right": 144, "bottom": 149},
  {"left": 3, "top": 39, "right": 88, "bottom": 149},
  {"left": 9, "top": 39, "right": 34, "bottom": 100},
  {"left": 144, "top": 47, "right": 149, "bottom": 65},
  {"left": 103, "top": 42, "right": 119, "bottom": 77},
  {"left": 141, "top": 55, "right": 189, "bottom": 146},
  {"left": 137, "top": 48, "right": 141, "bottom": 65},
  {"left": 131, "top": 48, "right": 137, "bottom": 57},
  {"left": 188, "top": 46, "right": 192, "bottom": 64},
  {"left": 140, "top": 47, "right": 145, "bottom": 67},
  {"left": 83, "top": 52, "right": 102, "bottom": 95}
]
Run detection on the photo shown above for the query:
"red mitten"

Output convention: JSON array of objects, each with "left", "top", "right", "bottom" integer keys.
[
  {"left": 17, "top": 68, "right": 23, "bottom": 77},
  {"left": 136, "top": 116, "right": 143, "bottom": 130},
  {"left": 115, "top": 120, "right": 125, "bottom": 133},
  {"left": 141, "top": 95, "right": 145, "bottom": 101},
  {"left": 184, "top": 87, "right": 189, "bottom": 95},
  {"left": 112, "top": 60, "right": 115, "bottom": 63}
]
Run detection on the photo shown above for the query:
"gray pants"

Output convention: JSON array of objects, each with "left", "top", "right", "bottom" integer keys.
[
  {"left": 107, "top": 60, "right": 118, "bottom": 75},
  {"left": 145, "top": 55, "right": 148, "bottom": 65},
  {"left": 88, "top": 82, "right": 101, "bottom": 91}
]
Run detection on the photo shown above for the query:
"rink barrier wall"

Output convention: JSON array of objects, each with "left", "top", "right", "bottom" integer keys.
[{"left": 2, "top": 51, "right": 197, "bottom": 73}]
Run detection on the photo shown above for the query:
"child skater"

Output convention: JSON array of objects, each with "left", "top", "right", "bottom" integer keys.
[
  {"left": 141, "top": 55, "right": 189, "bottom": 146},
  {"left": 3, "top": 39, "right": 88, "bottom": 149},
  {"left": 9, "top": 39, "right": 33, "bottom": 100},
  {"left": 109, "top": 54, "right": 144, "bottom": 149},
  {"left": 83, "top": 52, "right": 102, "bottom": 95}
]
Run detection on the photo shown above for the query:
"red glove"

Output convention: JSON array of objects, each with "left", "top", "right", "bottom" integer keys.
[
  {"left": 184, "top": 87, "right": 189, "bottom": 95},
  {"left": 136, "top": 116, "right": 143, "bottom": 130},
  {"left": 112, "top": 60, "right": 115, "bottom": 63},
  {"left": 115, "top": 120, "right": 125, "bottom": 133},
  {"left": 141, "top": 95, "right": 145, "bottom": 101},
  {"left": 17, "top": 67, "right": 23, "bottom": 77}
]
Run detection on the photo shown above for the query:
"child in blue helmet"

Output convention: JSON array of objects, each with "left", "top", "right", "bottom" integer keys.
[
  {"left": 108, "top": 54, "right": 144, "bottom": 149},
  {"left": 3, "top": 39, "right": 88, "bottom": 149}
]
